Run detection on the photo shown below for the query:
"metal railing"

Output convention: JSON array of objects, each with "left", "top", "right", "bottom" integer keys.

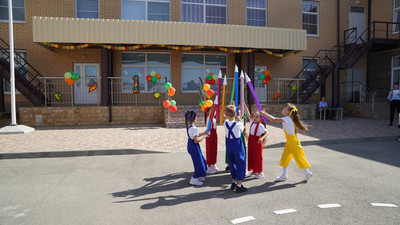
[{"left": 340, "top": 81, "right": 376, "bottom": 114}]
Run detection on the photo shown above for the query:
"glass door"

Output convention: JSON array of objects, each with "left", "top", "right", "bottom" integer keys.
[{"left": 74, "top": 63, "right": 100, "bottom": 105}]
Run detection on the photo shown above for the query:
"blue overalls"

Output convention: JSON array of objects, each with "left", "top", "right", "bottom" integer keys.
[
  {"left": 187, "top": 125, "right": 207, "bottom": 178},
  {"left": 225, "top": 122, "right": 246, "bottom": 181}
]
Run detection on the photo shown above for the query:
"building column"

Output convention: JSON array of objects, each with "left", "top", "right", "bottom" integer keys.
[
  {"left": 101, "top": 48, "right": 113, "bottom": 107},
  {"left": 332, "top": 67, "right": 340, "bottom": 109}
]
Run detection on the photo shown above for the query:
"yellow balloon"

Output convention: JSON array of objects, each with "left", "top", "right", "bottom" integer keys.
[
  {"left": 205, "top": 100, "right": 213, "bottom": 108},
  {"left": 203, "top": 84, "right": 210, "bottom": 92}
]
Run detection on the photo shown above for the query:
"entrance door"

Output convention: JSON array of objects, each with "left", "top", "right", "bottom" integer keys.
[
  {"left": 349, "top": 5, "right": 366, "bottom": 44},
  {"left": 74, "top": 63, "right": 100, "bottom": 105},
  {"left": 255, "top": 66, "right": 267, "bottom": 102}
]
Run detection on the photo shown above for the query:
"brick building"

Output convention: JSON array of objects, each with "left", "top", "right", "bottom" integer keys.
[{"left": 0, "top": 0, "right": 398, "bottom": 126}]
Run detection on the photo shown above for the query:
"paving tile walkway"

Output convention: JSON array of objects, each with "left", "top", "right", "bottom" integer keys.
[{"left": 0, "top": 117, "right": 399, "bottom": 155}]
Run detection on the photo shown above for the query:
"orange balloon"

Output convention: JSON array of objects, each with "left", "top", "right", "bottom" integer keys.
[
  {"left": 264, "top": 70, "right": 270, "bottom": 76},
  {"left": 156, "top": 73, "right": 161, "bottom": 79},
  {"left": 201, "top": 105, "right": 208, "bottom": 111},
  {"left": 168, "top": 87, "right": 176, "bottom": 96},
  {"left": 163, "top": 100, "right": 171, "bottom": 108},
  {"left": 203, "top": 84, "right": 210, "bottom": 92},
  {"left": 205, "top": 100, "right": 213, "bottom": 108},
  {"left": 67, "top": 78, "right": 75, "bottom": 85}
]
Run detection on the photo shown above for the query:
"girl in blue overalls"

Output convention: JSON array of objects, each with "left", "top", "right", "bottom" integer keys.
[{"left": 186, "top": 109, "right": 209, "bottom": 186}]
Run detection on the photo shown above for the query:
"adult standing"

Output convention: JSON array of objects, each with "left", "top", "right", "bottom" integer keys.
[{"left": 387, "top": 83, "right": 400, "bottom": 126}]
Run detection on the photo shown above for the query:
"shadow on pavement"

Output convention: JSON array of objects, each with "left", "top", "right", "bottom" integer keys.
[{"left": 110, "top": 171, "right": 305, "bottom": 209}]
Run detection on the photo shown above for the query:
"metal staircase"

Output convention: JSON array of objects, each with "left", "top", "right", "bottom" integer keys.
[
  {"left": 290, "top": 21, "right": 399, "bottom": 104},
  {"left": 0, "top": 38, "right": 48, "bottom": 106}
]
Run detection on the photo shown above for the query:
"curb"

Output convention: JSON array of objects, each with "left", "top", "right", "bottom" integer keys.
[
  {"left": 0, "top": 148, "right": 166, "bottom": 160},
  {"left": 265, "top": 135, "right": 399, "bottom": 148}
]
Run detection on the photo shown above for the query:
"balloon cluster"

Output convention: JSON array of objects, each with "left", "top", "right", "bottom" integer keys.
[
  {"left": 146, "top": 71, "right": 162, "bottom": 83},
  {"left": 259, "top": 70, "right": 273, "bottom": 85},
  {"left": 205, "top": 72, "right": 218, "bottom": 85},
  {"left": 199, "top": 84, "right": 214, "bottom": 111},
  {"left": 64, "top": 71, "right": 80, "bottom": 86},
  {"left": 163, "top": 82, "right": 177, "bottom": 113}
]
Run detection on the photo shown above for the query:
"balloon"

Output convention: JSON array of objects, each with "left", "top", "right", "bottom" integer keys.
[
  {"left": 203, "top": 84, "right": 210, "bottom": 91},
  {"left": 199, "top": 101, "right": 205, "bottom": 106},
  {"left": 207, "top": 74, "right": 213, "bottom": 80},
  {"left": 259, "top": 74, "right": 266, "bottom": 80},
  {"left": 168, "top": 87, "right": 176, "bottom": 96},
  {"left": 169, "top": 105, "right": 177, "bottom": 113},
  {"left": 146, "top": 75, "right": 152, "bottom": 81},
  {"left": 54, "top": 92, "right": 63, "bottom": 102},
  {"left": 156, "top": 73, "right": 161, "bottom": 79},
  {"left": 164, "top": 82, "right": 172, "bottom": 90},
  {"left": 209, "top": 79, "right": 216, "bottom": 85},
  {"left": 263, "top": 79, "right": 269, "bottom": 85},
  {"left": 66, "top": 78, "right": 75, "bottom": 86},
  {"left": 170, "top": 100, "right": 176, "bottom": 105},
  {"left": 151, "top": 76, "right": 158, "bottom": 83},
  {"left": 273, "top": 91, "right": 281, "bottom": 99},
  {"left": 266, "top": 75, "right": 272, "bottom": 81},
  {"left": 213, "top": 74, "right": 218, "bottom": 80},
  {"left": 205, "top": 100, "right": 213, "bottom": 107},
  {"left": 264, "top": 70, "right": 270, "bottom": 76},
  {"left": 64, "top": 72, "right": 72, "bottom": 79},
  {"left": 88, "top": 83, "right": 97, "bottom": 92},
  {"left": 291, "top": 84, "right": 298, "bottom": 92},
  {"left": 163, "top": 100, "right": 171, "bottom": 108},
  {"left": 201, "top": 105, "right": 208, "bottom": 111},
  {"left": 206, "top": 89, "right": 214, "bottom": 97},
  {"left": 150, "top": 70, "right": 156, "bottom": 76},
  {"left": 72, "top": 73, "right": 80, "bottom": 81},
  {"left": 153, "top": 91, "right": 161, "bottom": 99}
]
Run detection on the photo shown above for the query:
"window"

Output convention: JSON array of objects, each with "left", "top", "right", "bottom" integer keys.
[
  {"left": 2, "top": 50, "right": 27, "bottom": 93},
  {"left": 122, "top": 0, "right": 169, "bottom": 21},
  {"left": 181, "top": 0, "right": 226, "bottom": 24},
  {"left": 76, "top": 0, "right": 99, "bottom": 18},
  {"left": 302, "top": 1, "right": 318, "bottom": 36},
  {"left": 0, "top": 0, "right": 25, "bottom": 22},
  {"left": 394, "top": 0, "right": 400, "bottom": 33},
  {"left": 392, "top": 56, "right": 400, "bottom": 87},
  {"left": 302, "top": 58, "right": 318, "bottom": 93},
  {"left": 246, "top": 0, "right": 266, "bottom": 27},
  {"left": 121, "top": 53, "right": 170, "bottom": 93},
  {"left": 181, "top": 54, "right": 226, "bottom": 92}
]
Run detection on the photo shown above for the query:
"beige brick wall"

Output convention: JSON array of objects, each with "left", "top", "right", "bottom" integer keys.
[
  {"left": 19, "top": 106, "right": 163, "bottom": 127},
  {"left": 1, "top": 0, "right": 394, "bottom": 115}
]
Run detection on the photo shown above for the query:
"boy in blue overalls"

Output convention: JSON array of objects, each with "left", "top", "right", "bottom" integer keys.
[{"left": 224, "top": 105, "right": 247, "bottom": 193}]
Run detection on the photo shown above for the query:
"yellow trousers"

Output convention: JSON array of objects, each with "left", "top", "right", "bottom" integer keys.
[{"left": 279, "top": 129, "right": 310, "bottom": 169}]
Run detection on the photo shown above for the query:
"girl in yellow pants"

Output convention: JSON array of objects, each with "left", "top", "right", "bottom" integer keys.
[{"left": 260, "top": 103, "right": 312, "bottom": 182}]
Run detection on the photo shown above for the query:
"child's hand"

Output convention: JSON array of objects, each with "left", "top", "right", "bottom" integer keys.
[{"left": 257, "top": 138, "right": 262, "bottom": 144}]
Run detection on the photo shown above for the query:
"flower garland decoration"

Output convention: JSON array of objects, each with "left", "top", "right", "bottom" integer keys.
[
  {"left": 42, "top": 42, "right": 91, "bottom": 50},
  {"left": 102, "top": 44, "right": 152, "bottom": 50},
  {"left": 263, "top": 49, "right": 299, "bottom": 57}
]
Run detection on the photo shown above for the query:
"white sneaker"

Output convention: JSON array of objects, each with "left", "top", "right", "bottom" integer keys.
[
  {"left": 212, "top": 164, "right": 219, "bottom": 172},
  {"left": 206, "top": 167, "right": 217, "bottom": 174},
  {"left": 304, "top": 172, "right": 313, "bottom": 181},
  {"left": 253, "top": 172, "right": 265, "bottom": 179},
  {"left": 275, "top": 175, "right": 288, "bottom": 182},
  {"left": 197, "top": 177, "right": 205, "bottom": 181},
  {"left": 190, "top": 177, "right": 203, "bottom": 186},
  {"left": 246, "top": 171, "right": 253, "bottom": 177}
]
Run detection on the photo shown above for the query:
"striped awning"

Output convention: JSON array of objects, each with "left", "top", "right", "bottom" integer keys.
[{"left": 32, "top": 16, "right": 307, "bottom": 51}]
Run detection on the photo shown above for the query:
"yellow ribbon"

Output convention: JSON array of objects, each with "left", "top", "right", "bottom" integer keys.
[{"left": 289, "top": 106, "right": 297, "bottom": 117}]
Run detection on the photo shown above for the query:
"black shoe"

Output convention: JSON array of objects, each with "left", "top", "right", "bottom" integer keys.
[
  {"left": 225, "top": 166, "right": 230, "bottom": 171},
  {"left": 230, "top": 182, "right": 237, "bottom": 191},
  {"left": 235, "top": 185, "right": 248, "bottom": 193}
]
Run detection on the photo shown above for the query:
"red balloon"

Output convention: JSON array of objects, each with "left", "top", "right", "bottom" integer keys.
[
  {"left": 146, "top": 75, "right": 152, "bottom": 81},
  {"left": 266, "top": 75, "right": 271, "bottom": 81},
  {"left": 263, "top": 79, "right": 269, "bottom": 85},
  {"left": 169, "top": 105, "right": 177, "bottom": 113},
  {"left": 206, "top": 89, "right": 214, "bottom": 97},
  {"left": 163, "top": 100, "right": 171, "bottom": 108},
  {"left": 168, "top": 87, "right": 176, "bottom": 96}
]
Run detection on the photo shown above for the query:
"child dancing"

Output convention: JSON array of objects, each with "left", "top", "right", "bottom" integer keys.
[
  {"left": 185, "top": 109, "right": 209, "bottom": 186},
  {"left": 259, "top": 103, "right": 313, "bottom": 182}
]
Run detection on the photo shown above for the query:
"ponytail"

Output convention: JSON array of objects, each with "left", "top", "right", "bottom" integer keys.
[{"left": 285, "top": 103, "right": 308, "bottom": 133}]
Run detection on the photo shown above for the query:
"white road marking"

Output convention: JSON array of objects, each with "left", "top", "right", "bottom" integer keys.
[
  {"left": 318, "top": 203, "right": 342, "bottom": 208},
  {"left": 273, "top": 209, "right": 297, "bottom": 215},
  {"left": 231, "top": 216, "right": 256, "bottom": 224},
  {"left": 371, "top": 203, "right": 398, "bottom": 207}
]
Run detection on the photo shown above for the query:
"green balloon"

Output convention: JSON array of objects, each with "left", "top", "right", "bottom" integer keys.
[
  {"left": 270, "top": 74, "right": 274, "bottom": 79},
  {"left": 199, "top": 101, "right": 205, "bottom": 106},
  {"left": 150, "top": 71, "right": 156, "bottom": 76},
  {"left": 151, "top": 76, "right": 158, "bottom": 83},
  {"left": 170, "top": 100, "right": 176, "bottom": 106},
  {"left": 64, "top": 72, "right": 72, "bottom": 79},
  {"left": 213, "top": 74, "right": 218, "bottom": 80},
  {"left": 207, "top": 74, "right": 213, "bottom": 80},
  {"left": 259, "top": 74, "right": 266, "bottom": 80},
  {"left": 72, "top": 73, "right": 80, "bottom": 81},
  {"left": 164, "top": 82, "right": 172, "bottom": 90},
  {"left": 291, "top": 85, "right": 298, "bottom": 92}
]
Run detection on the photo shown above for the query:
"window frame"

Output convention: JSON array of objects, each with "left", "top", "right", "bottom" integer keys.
[
  {"left": 181, "top": 0, "right": 227, "bottom": 24},
  {"left": 391, "top": 55, "right": 400, "bottom": 88},
  {"left": 121, "top": 0, "right": 170, "bottom": 21},
  {"left": 393, "top": 0, "right": 400, "bottom": 33},
  {"left": 302, "top": 57, "right": 319, "bottom": 94},
  {"left": 181, "top": 53, "right": 227, "bottom": 93},
  {"left": 0, "top": 0, "right": 26, "bottom": 23},
  {"left": 76, "top": 0, "right": 100, "bottom": 19},
  {"left": 246, "top": 0, "right": 267, "bottom": 27},
  {"left": 302, "top": 1, "right": 319, "bottom": 37},
  {"left": 121, "top": 52, "right": 171, "bottom": 93}
]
